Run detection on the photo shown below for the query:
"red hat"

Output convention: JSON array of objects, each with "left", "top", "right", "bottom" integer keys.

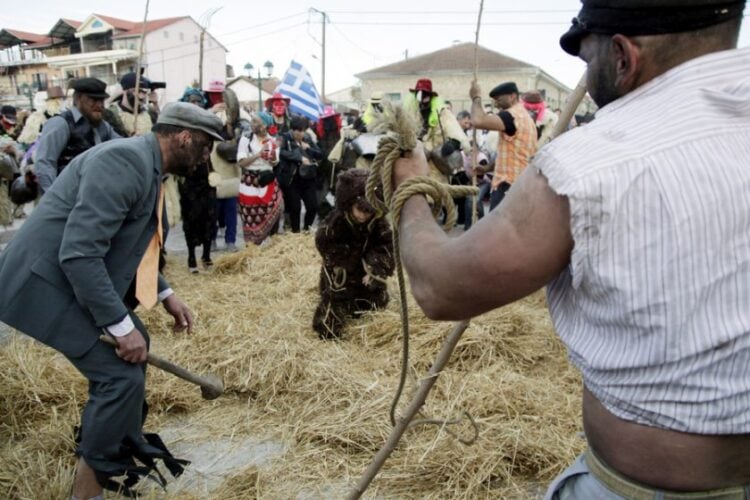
[
  {"left": 264, "top": 92, "right": 291, "bottom": 108},
  {"left": 410, "top": 78, "right": 437, "bottom": 97}
]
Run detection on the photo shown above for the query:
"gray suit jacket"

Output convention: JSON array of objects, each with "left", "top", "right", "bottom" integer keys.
[{"left": 0, "top": 133, "right": 169, "bottom": 357}]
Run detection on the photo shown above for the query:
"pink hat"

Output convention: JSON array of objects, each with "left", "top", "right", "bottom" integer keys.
[
  {"left": 205, "top": 79, "right": 225, "bottom": 93},
  {"left": 320, "top": 105, "right": 339, "bottom": 118}
]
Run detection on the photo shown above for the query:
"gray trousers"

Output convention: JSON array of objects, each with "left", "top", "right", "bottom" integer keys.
[{"left": 66, "top": 313, "right": 149, "bottom": 479}]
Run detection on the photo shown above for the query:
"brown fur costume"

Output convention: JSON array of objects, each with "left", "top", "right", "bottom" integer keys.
[{"left": 312, "top": 168, "right": 395, "bottom": 339}]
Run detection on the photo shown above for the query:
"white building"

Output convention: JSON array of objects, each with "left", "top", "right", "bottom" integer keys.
[
  {"left": 226, "top": 76, "right": 280, "bottom": 112},
  {"left": 40, "top": 14, "right": 227, "bottom": 103}
]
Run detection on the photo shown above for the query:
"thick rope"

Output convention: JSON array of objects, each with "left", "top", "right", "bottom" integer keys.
[{"left": 364, "top": 103, "right": 477, "bottom": 429}]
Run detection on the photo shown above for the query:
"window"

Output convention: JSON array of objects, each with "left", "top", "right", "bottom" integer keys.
[
  {"left": 386, "top": 92, "right": 401, "bottom": 103},
  {"left": 179, "top": 32, "right": 184, "bottom": 42},
  {"left": 163, "top": 30, "right": 169, "bottom": 39},
  {"left": 32, "top": 73, "right": 47, "bottom": 90},
  {"left": 194, "top": 35, "right": 198, "bottom": 43}
]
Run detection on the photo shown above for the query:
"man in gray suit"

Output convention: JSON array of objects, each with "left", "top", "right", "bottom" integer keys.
[{"left": 0, "top": 102, "right": 223, "bottom": 499}]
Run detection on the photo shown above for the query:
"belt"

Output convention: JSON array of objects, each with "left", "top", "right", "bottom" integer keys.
[{"left": 584, "top": 448, "right": 748, "bottom": 500}]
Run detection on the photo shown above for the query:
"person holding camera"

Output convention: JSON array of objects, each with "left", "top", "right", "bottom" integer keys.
[
  {"left": 236, "top": 112, "right": 284, "bottom": 245},
  {"left": 277, "top": 115, "right": 323, "bottom": 233}
]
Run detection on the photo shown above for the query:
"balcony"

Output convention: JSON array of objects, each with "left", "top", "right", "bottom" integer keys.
[{"left": 45, "top": 48, "right": 137, "bottom": 73}]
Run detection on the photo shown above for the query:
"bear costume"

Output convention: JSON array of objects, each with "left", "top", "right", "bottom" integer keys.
[{"left": 312, "top": 168, "right": 395, "bottom": 339}]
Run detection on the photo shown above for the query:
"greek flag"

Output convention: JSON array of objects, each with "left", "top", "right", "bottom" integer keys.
[{"left": 275, "top": 60, "right": 323, "bottom": 121}]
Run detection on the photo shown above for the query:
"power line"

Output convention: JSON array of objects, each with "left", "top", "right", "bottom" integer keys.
[
  {"left": 216, "top": 11, "right": 308, "bottom": 38},
  {"left": 329, "top": 22, "right": 379, "bottom": 59},
  {"left": 326, "top": 9, "right": 578, "bottom": 14},
  {"left": 330, "top": 21, "right": 571, "bottom": 26},
  {"left": 144, "top": 22, "right": 306, "bottom": 67}
]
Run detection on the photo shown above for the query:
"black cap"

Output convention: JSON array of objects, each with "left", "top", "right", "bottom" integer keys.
[
  {"left": 71, "top": 78, "right": 109, "bottom": 99},
  {"left": 560, "top": 0, "right": 746, "bottom": 56},
  {"left": 1, "top": 105, "right": 17, "bottom": 123},
  {"left": 489, "top": 82, "right": 519, "bottom": 98},
  {"left": 120, "top": 72, "right": 151, "bottom": 91}
]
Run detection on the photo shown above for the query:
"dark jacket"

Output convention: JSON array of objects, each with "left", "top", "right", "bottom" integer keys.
[
  {"left": 0, "top": 134, "right": 168, "bottom": 357},
  {"left": 276, "top": 131, "right": 323, "bottom": 186}
]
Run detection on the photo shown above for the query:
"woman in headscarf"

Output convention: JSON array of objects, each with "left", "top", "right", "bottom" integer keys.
[
  {"left": 235, "top": 111, "right": 284, "bottom": 245},
  {"left": 177, "top": 87, "right": 216, "bottom": 272}
]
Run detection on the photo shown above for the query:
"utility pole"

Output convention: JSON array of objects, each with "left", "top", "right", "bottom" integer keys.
[
  {"left": 310, "top": 8, "right": 328, "bottom": 100},
  {"left": 198, "top": 7, "right": 223, "bottom": 89},
  {"left": 198, "top": 30, "right": 205, "bottom": 89}
]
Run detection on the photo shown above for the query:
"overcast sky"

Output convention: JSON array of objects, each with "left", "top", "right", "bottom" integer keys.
[{"left": 6, "top": 0, "right": 749, "bottom": 97}]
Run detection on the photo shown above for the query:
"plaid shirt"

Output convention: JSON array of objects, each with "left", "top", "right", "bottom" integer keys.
[{"left": 492, "top": 102, "right": 537, "bottom": 189}]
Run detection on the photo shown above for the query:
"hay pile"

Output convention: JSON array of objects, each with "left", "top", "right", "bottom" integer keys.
[{"left": 0, "top": 234, "right": 583, "bottom": 499}]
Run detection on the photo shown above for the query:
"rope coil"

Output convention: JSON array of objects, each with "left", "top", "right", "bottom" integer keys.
[{"left": 363, "top": 102, "right": 478, "bottom": 435}]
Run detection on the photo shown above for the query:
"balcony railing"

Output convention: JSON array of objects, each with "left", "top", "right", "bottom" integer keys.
[{"left": 0, "top": 56, "right": 46, "bottom": 67}]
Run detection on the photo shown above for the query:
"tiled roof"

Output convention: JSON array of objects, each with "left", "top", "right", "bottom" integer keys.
[
  {"left": 356, "top": 42, "right": 534, "bottom": 78},
  {"left": 112, "top": 16, "right": 191, "bottom": 39},
  {"left": 48, "top": 19, "right": 82, "bottom": 39},
  {"left": 91, "top": 14, "right": 138, "bottom": 31},
  {"left": 61, "top": 19, "right": 82, "bottom": 29},
  {"left": 1, "top": 29, "right": 49, "bottom": 44}
]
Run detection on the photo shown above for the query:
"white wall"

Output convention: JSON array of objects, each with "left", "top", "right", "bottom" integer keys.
[
  {"left": 142, "top": 17, "right": 226, "bottom": 103},
  {"left": 227, "top": 79, "right": 271, "bottom": 111}
]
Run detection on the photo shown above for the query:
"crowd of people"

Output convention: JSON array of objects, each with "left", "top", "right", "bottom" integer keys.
[
  {"left": 1, "top": 0, "right": 749, "bottom": 497},
  {"left": 1, "top": 68, "right": 572, "bottom": 266}
]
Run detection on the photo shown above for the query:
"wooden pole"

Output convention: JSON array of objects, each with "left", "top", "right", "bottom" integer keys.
[
  {"left": 131, "top": 0, "right": 150, "bottom": 136},
  {"left": 346, "top": 320, "right": 472, "bottom": 500},
  {"left": 544, "top": 71, "right": 587, "bottom": 145},
  {"left": 198, "top": 30, "right": 206, "bottom": 90},
  {"left": 470, "top": 0, "right": 485, "bottom": 227}
]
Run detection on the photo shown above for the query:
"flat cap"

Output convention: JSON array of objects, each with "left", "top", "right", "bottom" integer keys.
[
  {"left": 120, "top": 72, "right": 151, "bottom": 90},
  {"left": 71, "top": 78, "right": 109, "bottom": 99},
  {"left": 489, "top": 82, "right": 519, "bottom": 98},
  {"left": 560, "top": 0, "right": 746, "bottom": 55},
  {"left": 157, "top": 102, "right": 224, "bottom": 141}
]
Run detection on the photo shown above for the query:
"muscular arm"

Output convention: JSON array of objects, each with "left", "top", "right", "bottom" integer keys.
[
  {"left": 396, "top": 148, "right": 573, "bottom": 320},
  {"left": 34, "top": 115, "right": 70, "bottom": 193}
]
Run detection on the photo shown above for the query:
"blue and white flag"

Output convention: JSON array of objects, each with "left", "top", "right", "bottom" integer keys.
[{"left": 275, "top": 60, "right": 323, "bottom": 122}]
